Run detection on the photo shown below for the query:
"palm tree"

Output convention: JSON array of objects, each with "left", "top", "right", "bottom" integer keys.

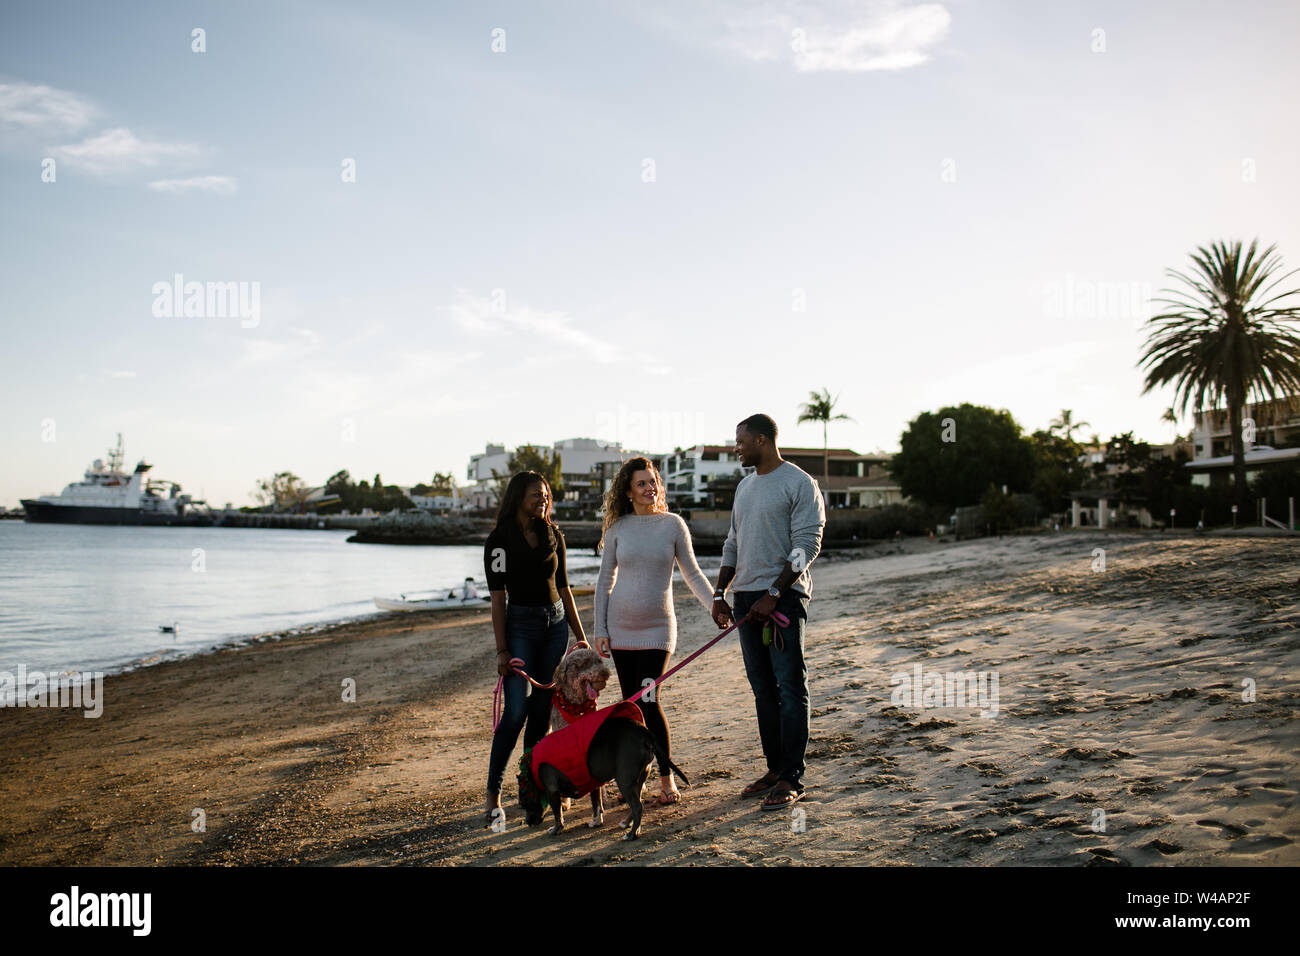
[
  {"left": 1160, "top": 406, "right": 1182, "bottom": 443},
  {"left": 1049, "top": 409, "right": 1090, "bottom": 442},
  {"left": 797, "top": 388, "right": 854, "bottom": 507},
  {"left": 1139, "top": 239, "right": 1300, "bottom": 510}
]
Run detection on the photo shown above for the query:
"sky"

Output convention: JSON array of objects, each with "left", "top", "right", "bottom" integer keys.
[{"left": 2, "top": 0, "right": 1298, "bottom": 508}]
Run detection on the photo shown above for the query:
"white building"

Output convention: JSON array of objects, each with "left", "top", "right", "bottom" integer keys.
[
  {"left": 658, "top": 444, "right": 750, "bottom": 509},
  {"left": 464, "top": 438, "right": 635, "bottom": 513},
  {"left": 406, "top": 491, "right": 461, "bottom": 512},
  {"left": 554, "top": 437, "right": 639, "bottom": 512},
  {"left": 1187, "top": 395, "right": 1300, "bottom": 488},
  {"left": 466, "top": 443, "right": 513, "bottom": 511}
]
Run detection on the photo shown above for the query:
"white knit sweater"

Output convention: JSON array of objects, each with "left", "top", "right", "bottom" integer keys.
[{"left": 592, "top": 512, "right": 715, "bottom": 653}]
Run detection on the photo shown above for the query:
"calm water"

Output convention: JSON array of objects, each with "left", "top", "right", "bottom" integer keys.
[{"left": 0, "top": 522, "right": 605, "bottom": 688}]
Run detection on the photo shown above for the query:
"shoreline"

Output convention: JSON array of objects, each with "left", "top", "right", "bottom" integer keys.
[{"left": 1, "top": 531, "right": 1296, "bottom": 866}]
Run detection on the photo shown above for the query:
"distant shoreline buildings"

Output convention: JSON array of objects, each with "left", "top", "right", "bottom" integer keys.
[
  {"left": 452, "top": 438, "right": 904, "bottom": 517},
  {"left": 11, "top": 396, "right": 1294, "bottom": 524}
]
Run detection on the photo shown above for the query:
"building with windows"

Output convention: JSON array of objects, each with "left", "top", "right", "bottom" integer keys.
[
  {"left": 657, "top": 445, "right": 748, "bottom": 510},
  {"left": 779, "top": 447, "right": 900, "bottom": 509},
  {"left": 465, "top": 443, "right": 513, "bottom": 511},
  {"left": 406, "top": 490, "right": 461, "bottom": 512},
  {"left": 655, "top": 444, "right": 905, "bottom": 510},
  {"left": 553, "top": 437, "right": 640, "bottom": 516},
  {"left": 1186, "top": 395, "right": 1300, "bottom": 487}
]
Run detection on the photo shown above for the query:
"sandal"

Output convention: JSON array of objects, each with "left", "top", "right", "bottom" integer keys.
[
  {"left": 761, "top": 783, "right": 805, "bottom": 811},
  {"left": 658, "top": 788, "right": 682, "bottom": 805},
  {"left": 740, "top": 771, "right": 779, "bottom": 799}
]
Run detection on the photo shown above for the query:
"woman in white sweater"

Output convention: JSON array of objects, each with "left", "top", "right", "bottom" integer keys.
[{"left": 593, "top": 457, "right": 717, "bottom": 804}]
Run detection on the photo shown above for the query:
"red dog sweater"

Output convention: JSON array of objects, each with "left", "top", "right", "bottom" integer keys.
[{"left": 528, "top": 700, "right": 646, "bottom": 797}]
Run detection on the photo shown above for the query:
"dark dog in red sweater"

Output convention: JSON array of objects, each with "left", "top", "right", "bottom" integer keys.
[{"left": 518, "top": 702, "right": 689, "bottom": 840}]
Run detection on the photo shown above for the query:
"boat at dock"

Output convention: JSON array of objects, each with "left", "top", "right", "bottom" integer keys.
[{"left": 20, "top": 434, "right": 208, "bottom": 526}]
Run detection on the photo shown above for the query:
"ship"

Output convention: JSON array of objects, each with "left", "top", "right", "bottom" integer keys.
[{"left": 20, "top": 434, "right": 207, "bottom": 526}]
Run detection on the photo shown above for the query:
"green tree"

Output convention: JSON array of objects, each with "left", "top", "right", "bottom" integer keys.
[
  {"left": 1161, "top": 406, "right": 1180, "bottom": 441},
  {"left": 979, "top": 482, "right": 1020, "bottom": 533},
  {"left": 1102, "top": 431, "right": 1154, "bottom": 500},
  {"left": 797, "top": 387, "right": 854, "bottom": 505},
  {"left": 1139, "top": 239, "right": 1300, "bottom": 512},
  {"left": 324, "top": 469, "right": 356, "bottom": 511},
  {"left": 1048, "top": 409, "right": 1091, "bottom": 442},
  {"left": 1027, "top": 429, "right": 1088, "bottom": 513},
  {"left": 1141, "top": 446, "right": 1195, "bottom": 526},
  {"left": 892, "top": 403, "right": 1035, "bottom": 510},
  {"left": 253, "top": 471, "right": 309, "bottom": 511},
  {"left": 492, "top": 445, "right": 563, "bottom": 503},
  {"left": 412, "top": 472, "right": 457, "bottom": 497}
]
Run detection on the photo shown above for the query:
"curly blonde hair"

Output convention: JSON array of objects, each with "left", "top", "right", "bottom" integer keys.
[{"left": 600, "top": 457, "right": 668, "bottom": 546}]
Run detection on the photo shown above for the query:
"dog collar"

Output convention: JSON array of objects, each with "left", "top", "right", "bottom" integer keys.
[{"left": 553, "top": 693, "right": 597, "bottom": 722}]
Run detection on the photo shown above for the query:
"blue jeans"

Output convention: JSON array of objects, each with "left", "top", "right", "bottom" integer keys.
[
  {"left": 487, "top": 600, "right": 568, "bottom": 793},
  {"left": 733, "top": 589, "right": 811, "bottom": 789}
]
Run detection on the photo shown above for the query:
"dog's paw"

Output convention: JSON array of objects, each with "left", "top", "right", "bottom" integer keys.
[
  {"left": 588, "top": 814, "right": 604, "bottom": 828},
  {"left": 548, "top": 824, "right": 563, "bottom": 836},
  {"left": 621, "top": 829, "right": 640, "bottom": 841}
]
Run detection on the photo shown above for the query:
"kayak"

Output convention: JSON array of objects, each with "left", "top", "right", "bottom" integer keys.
[{"left": 373, "top": 595, "right": 490, "bottom": 612}]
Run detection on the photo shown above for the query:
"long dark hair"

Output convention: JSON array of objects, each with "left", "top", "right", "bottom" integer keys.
[
  {"left": 600, "top": 457, "right": 667, "bottom": 547},
  {"left": 496, "top": 471, "right": 558, "bottom": 552}
]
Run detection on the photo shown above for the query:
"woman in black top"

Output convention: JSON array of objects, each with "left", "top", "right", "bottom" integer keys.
[{"left": 483, "top": 471, "right": 586, "bottom": 825}]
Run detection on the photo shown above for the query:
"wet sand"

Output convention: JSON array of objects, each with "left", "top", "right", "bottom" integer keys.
[{"left": 1, "top": 531, "right": 1296, "bottom": 866}]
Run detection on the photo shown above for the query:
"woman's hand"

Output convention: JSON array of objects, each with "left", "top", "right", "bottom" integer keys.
[
  {"left": 594, "top": 636, "right": 611, "bottom": 658},
  {"left": 496, "top": 650, "right": 514, "bottom": 677},
  {"left": 711, "top": 598, "right": 733, "bottom": 628}
]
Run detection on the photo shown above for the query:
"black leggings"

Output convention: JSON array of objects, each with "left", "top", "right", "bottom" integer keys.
[{"left": 611, "top": 648, "right": 672, "bottom": 776}]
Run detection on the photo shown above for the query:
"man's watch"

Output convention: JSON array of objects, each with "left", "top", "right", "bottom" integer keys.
[{"left": 766, "top": 585, "right": 782, "bottom": 598}]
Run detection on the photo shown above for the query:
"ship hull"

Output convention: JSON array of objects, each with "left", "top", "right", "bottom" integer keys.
[{"left": 19, "top": 500, "right": 185, "bottom": 526}]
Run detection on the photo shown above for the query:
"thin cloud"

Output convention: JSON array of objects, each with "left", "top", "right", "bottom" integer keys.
[
  {"left": 0, "top": 81, "right": 97, "bottom": 135},
  {"left": 794, "top": 3, "right": 952, "bottom": 71},
  {"left": 148, "top": 175, "right": 238, "bottom": 195},
  {"left": 237, "top": 327, "right": 321, "bottom": 366},
  {"left": 444, "top": 289, "right": 621, "bottom": 364},
  {"left": 49, "top": 127, "right": 200, "bottom": 175},
  {"left": 648, "top": 0, "right": 951, "bottom": 72}
]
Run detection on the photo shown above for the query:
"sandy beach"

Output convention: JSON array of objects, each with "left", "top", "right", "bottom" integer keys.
[{"left": 1, "top": 531, "right": 1296, "bottom": 867}]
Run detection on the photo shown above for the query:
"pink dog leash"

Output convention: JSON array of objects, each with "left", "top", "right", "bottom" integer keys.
[
  {"left": 492, "top": 640, "right": 592, "bottom": 732},
  {"left": 622, "top": 611, "right": 789, "bottom": 706}
]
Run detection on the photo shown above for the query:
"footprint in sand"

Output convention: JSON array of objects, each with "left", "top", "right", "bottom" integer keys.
[
  {"left": 1142, "top": 838, "right": 1182, "bottom": 855},
  {"left": 1083, "top": 847, "right": 1130, "bottom": 867},
  {"left": 1195, "top": 819, "right": 1248, "bottom": 839}
]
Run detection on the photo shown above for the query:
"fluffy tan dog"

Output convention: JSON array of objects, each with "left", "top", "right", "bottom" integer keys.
[{"left": 550, "top": 646, "right": 613, "bottom": 733}]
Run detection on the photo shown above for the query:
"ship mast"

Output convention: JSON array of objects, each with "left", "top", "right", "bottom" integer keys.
[{"left": 107, "top": 433, "right": 124, "bottom": 475}]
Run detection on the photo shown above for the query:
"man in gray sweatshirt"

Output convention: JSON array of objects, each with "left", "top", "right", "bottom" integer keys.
[{"left": 712, "top": 413, "right": 826, "bottom": 810}]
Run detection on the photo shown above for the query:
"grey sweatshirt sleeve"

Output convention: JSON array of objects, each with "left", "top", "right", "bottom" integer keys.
[
  {"left": 672, "top": 515, "right": 716, "bottom": 612},
  {"left": 593, "top": 527, "right": 618, "bottom": 638},
  {"left": 789, "top": 474, "right": 826, "bottom": 574},
  {"left": 721, "top": 496, "right": 739, "bottom": 568}
]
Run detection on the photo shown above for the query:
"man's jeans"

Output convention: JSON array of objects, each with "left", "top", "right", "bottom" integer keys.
[
  {"left": 732, "top": 589, "right": 811, "bottom": 789},
  {"left": 487, "top": 599, "right": 568, "bottom": 793}
]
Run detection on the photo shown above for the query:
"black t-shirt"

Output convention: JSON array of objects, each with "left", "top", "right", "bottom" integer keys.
[{"left": 483, "top": 518, "right": 568, "bottom": 606}]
